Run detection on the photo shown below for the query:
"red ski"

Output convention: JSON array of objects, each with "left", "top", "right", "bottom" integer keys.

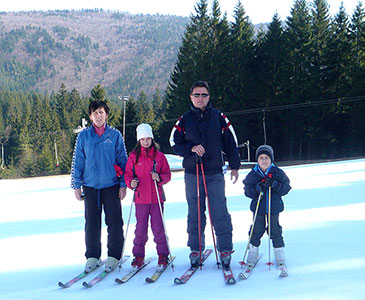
[{"left": 174, "top": 249, "right": 212, "bottom": 284}]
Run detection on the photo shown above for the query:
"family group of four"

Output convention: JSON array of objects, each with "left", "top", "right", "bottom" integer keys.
[{"left": 70, "top": 81, "right": 291, "bottom": 273}]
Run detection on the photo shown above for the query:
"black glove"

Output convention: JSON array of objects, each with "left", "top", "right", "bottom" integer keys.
[
  {"left": 257, "top": 180, "right": 266, "bottom": 192},
  {"left": 265, "top": 177, "right": 274, "bottom": 187}
]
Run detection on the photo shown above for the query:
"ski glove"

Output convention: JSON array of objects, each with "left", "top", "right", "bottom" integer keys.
[
  {"left": 265, "top": 177, "right": 278, "bottom": 189},
  {"left": 257, "top": 180, "right": 266, "bottom": 192}
]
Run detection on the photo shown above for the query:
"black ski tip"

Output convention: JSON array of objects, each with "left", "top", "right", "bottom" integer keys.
[
  {"left": 58, "top": 282, "right": 69, "bottom": 288},
  {"left": 226, "top": 277, "right": 236, "bottom": 285},
  {"left": 174, "top": 277, "right": 184, "bottom": 284},
  {"left": 82, "top": 281, "right": 91, "bottom": 288},
  {"left": 115, "top": 278, "right": 124, "bottom": 284},
  {"left": 145, "top": 277, "right": 154, "bottom": 283}
]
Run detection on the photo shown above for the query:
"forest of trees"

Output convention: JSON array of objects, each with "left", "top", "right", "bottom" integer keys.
[
  {"left": 0, "top": 0, "right": 364, "bottom": 178},
  {"left": 0, "top": 9, "right": 188, "bottom": 96}
]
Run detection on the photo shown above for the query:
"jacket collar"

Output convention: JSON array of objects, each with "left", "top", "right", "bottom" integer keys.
[
  {"left": 254, "top": 163, "right": 275, "bottom": 177},
  {"left": 140, "top": 145, "right": 155, "bottom": 158},
  {"left": 190, "top": 101, "right": 212, "bottom": 116}
]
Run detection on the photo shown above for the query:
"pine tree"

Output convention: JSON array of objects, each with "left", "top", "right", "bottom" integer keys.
[
  {"left": 164, "top": 0, "right": 211, "bottom": 119},
  {"left": 309, "top": 0, "right": 332, "bottom": 100},
  {"left": 206, "top": 0, "right": 231, "bottom": 110},
  {"left": 253, "top": 13, "right": 289, "bottom": 155},
  {"left": 347, "top": 2, "right": 365, "bottom": 155},
  {"left": 327, "top": 3, "right": 352, "bottom": 98},
  {"left": 151, "top": 89, "right": 165, "bottom": 140},
  {"left": 229, "top": 0, "right": 255, "bottom": 111},
  {"left": 349, "top": 2, "right": 365, "bottom": 97},
  {"left": 56, "top": 84, "right": 72, "bottom": 131},
  {"left": 282, "top": 0, "right": 312, "bottom": 159},
  {"left": 324, "top": 4, "right": 353, "bottom": 157}
]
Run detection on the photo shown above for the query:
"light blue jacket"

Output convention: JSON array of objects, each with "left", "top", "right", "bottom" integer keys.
[{"left": 71, "top": 124, "right": 127, "bottom": 190}]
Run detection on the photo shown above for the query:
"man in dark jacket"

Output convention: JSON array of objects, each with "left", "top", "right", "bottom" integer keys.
[{"left": 170, "top": 81, "right": 240, "bottom": 268}]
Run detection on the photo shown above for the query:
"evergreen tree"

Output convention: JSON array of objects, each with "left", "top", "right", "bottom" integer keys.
[
  {"left": 164, "top": 0, "right": 211, "bottom": 119},
  {"left": 206, "top": 0, "right": 231, "bottom": 110},
  {"left": 151, "top": 89, "right": 165, "bottom": 141},
  {"left": 324, "top": 4, "right": 352, "bottom": 157},
  {"left": 327, "top": 3, "right": 352, "bottom": 98},
  {"left": 348, "top": 2, "right": 365, "bottom": 155},
  {"left": 123, "top": 96, "right": 139, "bottom": 153},
  {"left": 253, "top": 13, "right": 288, "bottom": 156},
  {"left": 55, "top": 84, "right": 72, "bottom": 131},
  {"left": 229, "top": 0, "right": 255, "bottom": 111},
  {"left": 90, "top": 84, "right": 106, "bottom": 102},
  {"left": 349, "top": 2, "right": 365, "bottom": 97},
  {"left": 282, "top": 0, "right": 312, "bottom": 159},
  {"left": 309, "top": 0, "right": 332, "bottom": 100}
]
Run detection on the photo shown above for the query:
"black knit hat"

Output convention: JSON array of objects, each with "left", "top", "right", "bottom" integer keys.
[{"left": 256, "top": 145, "right": 274, "bottom": 162}]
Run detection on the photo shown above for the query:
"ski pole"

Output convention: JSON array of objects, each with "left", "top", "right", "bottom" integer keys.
[
  {"left": 199, "top": 156, "right": 220, "bottom": 268},
  {"left": 153, "top": 160, "right": 174, "bottom": 270},
  {"left": 266, "top": 185, "right": 273, "bottom": 270},
  {"left": 196, "top": 154, "right": 203, "bottom": 269},
  {"left": 240, "top": 191, "right": 263, "bottom": 266},
  {"left": 119, "top": 188, "right": 135, "bottom": 270}
]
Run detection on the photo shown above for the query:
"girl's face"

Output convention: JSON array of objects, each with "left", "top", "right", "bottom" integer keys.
[
  {"left": 139, "top": 137, "right": 152, "bottom": 148},
  {"left": 257, "top": 154, "right": 271, "bottom": 172}
]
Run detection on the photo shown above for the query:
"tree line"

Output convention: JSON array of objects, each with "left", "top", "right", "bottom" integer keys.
[
  {"left": 0, "top": 0, "right": 364, "bottom": 178},
  {"left": 163, "top": 0, "right": 365, "bottom": 161}
]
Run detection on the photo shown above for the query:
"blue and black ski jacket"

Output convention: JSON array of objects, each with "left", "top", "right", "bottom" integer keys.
[
  {"left": 243, "top": 164, "right": 291, "bottom": 215},
  {"left": 170, "top": 102, "right": 240, "bottom": 175}
]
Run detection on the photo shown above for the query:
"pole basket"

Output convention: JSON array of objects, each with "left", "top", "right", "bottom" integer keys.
[{"left": 239, "top": 261, "right": 247, "bottom": 266}]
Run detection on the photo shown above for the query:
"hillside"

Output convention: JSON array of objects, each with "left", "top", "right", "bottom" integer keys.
[{"left": 0, "top": 9, "right": 188, "bottom": 97}]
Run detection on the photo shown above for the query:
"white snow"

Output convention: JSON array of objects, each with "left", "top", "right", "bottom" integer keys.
[{"left": 0, "top": 158, "right": 364, "bottom": 300}]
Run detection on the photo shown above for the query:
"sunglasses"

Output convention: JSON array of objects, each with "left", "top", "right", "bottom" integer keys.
[{"left": 191, "top": 93, "right": 209, "bottom": 98}]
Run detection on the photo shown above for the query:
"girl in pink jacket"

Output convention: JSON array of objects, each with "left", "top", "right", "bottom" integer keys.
[{"left": 124, "top": 123, "right": 171, "bottom": 267}]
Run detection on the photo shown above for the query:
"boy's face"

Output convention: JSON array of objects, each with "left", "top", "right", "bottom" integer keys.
[
  {"left": 257, "top": 154, "right": 271, "bottom": 172},
  {"left": 89, "top": 107, "right": 108, "bottom": 128}
]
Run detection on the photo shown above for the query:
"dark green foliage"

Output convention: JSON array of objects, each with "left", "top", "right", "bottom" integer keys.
[
  {"left": 0, "top": 1, "right": 364, "bottom": 179},
  {"left": 161, "top": 0, "right": 365, "bottom": 161},
  {"left": 0, "top": 10, "right": 188, "bottom": 97}
]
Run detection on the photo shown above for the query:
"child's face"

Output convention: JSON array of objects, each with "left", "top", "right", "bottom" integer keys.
[
  {"left": 139, "top": 137, "right": 152, "bottom": 148},
  {"left": 89, "top": 107, "right": 108, "bottom": 128},
  {"left": 257, "top": 154, "right": 271, "bottom": 172}
]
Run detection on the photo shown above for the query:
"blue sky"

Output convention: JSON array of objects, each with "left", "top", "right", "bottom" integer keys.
[{"left": 1, "top": 0, "right": 362, "bottom": 24}]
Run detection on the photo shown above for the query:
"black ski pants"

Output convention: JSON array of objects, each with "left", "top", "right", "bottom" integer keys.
[
  {"left": 83, "top": 184, "right": 124, "bottom": 260},
  {"left": 249, "top": 213, "right": 284, "bottom": 248}
]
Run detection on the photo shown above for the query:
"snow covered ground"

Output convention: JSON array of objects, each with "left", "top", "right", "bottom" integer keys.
[{"left": 0, "top": 158, "right": 364, "bottom": 300}]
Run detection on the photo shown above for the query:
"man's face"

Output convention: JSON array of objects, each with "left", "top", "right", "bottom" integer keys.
[
  {"left": 89, "top": 107, "right": 108, "bottom": 128},
  {"left": 190, "top": 87, "right": 210, "bottom": 110}
]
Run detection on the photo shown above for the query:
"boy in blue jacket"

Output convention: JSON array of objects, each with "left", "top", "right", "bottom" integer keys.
[
  {"left": 71, "top": 100, "right": 128, "bottom": 273},
  {"left": 242, "top": 145, "right": 291, "bottom": 266}
]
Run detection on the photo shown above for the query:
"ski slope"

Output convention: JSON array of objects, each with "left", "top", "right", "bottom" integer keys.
[{"left": 0, "top": 158, "right": 364, "bottom": 300}]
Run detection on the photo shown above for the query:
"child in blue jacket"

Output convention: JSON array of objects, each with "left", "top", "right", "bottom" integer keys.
[
  {"left": 242, "top": 145, "right": 291, "bottom": 266},
  {"left": 71, "top": 100, "right": 128, "bottom": 273}
]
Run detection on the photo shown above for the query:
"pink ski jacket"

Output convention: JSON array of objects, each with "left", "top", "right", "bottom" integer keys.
[{"left": 125, "top": 146, "right": 171, "bottom": 204}]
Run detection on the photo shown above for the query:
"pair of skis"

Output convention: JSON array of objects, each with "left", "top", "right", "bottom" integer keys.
[
  {"left": 238, "top": 254, "right": 288, "bottom": 279},
  {"left": 58, "top": 256, "right": 130, "bottom": 288},
  {"left": 173, "top": 249, "right": 236, "bottom": 285},
  {"left": 115, "top": 256, "right": 175, "bottom": 284},
  {"left": 59, "top": 256, "right": 175, "bottom": 288}
]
